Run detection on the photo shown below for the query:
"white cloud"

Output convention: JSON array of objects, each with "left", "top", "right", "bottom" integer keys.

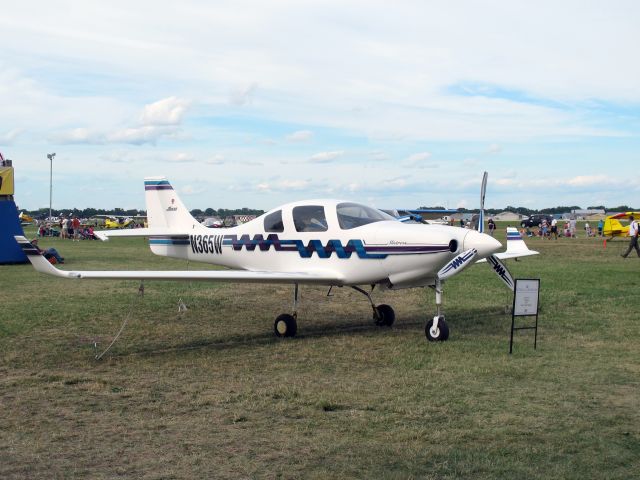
[
  {"left": 404, "top": 152, "right": 436, "bottom": 168},
  {"left": 487, "top": 143, "right": 502, "bottom": 154},
  {"left": 309, "top": 150, "right": 344, "bottom": 163},
  {"left": 171, "top": 152, "right": 195, "bottom": 163},
  {"left": 206, "top": 154, "right": 225, "bottom": 165},
  {"left": 107, "top": 126, "right": 180, "bottom": 145},
  {"left": 286, "top": 130, "right": 313, "bottom": 142},
  {"left": 566, "top": 175, "right": 614, "bottom": 187},
  {"left": 140, "top": 97, "right": 190, "bottom": 126},
  {"left": 229, "top": 83, "right": 258, "bottom": 106},
  {"left": 181, "top": 184, "right": 205, "bottom": 195},
  {"left": 0, "top": 129, "right": 23, "bottom": 145},
  {"left": 369, "top": 151, "right": 389, "bottom": 162}
]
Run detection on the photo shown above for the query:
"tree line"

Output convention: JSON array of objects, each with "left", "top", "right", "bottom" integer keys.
[
  {"left": 421, "top": 205, "right": 637, "bottom": 215},
  {"left": 22, "top": 206, "right": 265, "bottom": 219},
  {"left": 22, "top": 204, "right": 638, "bottom": 220}
]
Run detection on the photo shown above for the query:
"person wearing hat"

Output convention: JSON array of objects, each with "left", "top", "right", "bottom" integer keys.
[
  {"left": 31, "top": 239, "right": 65, "bottom": 264},
  {"left": 621, "top": 215, "right": 640, "bottom": 258}
]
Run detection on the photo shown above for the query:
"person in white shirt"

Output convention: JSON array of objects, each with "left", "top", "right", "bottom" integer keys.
[
  {"left": 621, "top": 215, "right": 640, "bottom": 258},
  {"left": 550, "top": 217, "right": 558, "bottom": 240}
]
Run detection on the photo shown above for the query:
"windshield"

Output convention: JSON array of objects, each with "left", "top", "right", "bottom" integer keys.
[{"left": 337, "top": 202, "right": 395, "bottom": 230}]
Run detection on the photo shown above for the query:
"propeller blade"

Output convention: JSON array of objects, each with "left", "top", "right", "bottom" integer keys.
[
  {"left": 478, "top": 171, "right": 488, "bottom": 233},
  {"left": 437, "top": 248, "right": 478, "bottom": 281},
  {"left": 486, "top": 254, "right": 514, "bottom": 291}
]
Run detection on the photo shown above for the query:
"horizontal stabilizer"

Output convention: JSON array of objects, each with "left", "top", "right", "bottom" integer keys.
[
  {"left": 477, "top": 227, "right": 538, "bottom": 262},
  {"left": 93, "top": 227, "right": 184, "bottom": 241}
]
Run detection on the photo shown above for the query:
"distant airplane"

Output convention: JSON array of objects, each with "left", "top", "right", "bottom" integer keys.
[
  {"left": 603, "top": 212, "right": 640, "bottom": 239},
  {"left": 16, "top": 173, "right": 538, "bottom": 342},
  {"left": 96, "top": 214, "right": 146, "bottom": 229},
  {"left": 383, "top": 208, "right": 457, "bottom": 225},
  {"left": 18, "top": 211, "right": 34, "bottom": 225}
]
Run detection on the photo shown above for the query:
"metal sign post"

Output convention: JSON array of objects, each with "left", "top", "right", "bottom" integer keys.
[{"left": 510, "top": 278, "right": 540, "bottom": 354}]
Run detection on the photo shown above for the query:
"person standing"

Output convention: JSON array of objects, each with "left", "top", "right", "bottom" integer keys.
[
  {"left": 550, "top": 217, "right": 558, "bottom": 240},
  {"left": 72, "top": 216, "right": 81, "bottom": 241},
  {"left": 569, "top": 218, "right": 577, "bottom": 238},
  {"left": 488, "top": 218, "right": 496, "bottom": 237},
  {"left": 598, "top": 219, "right": 604, "bottom": 237},
  {"left": 621, "top": 215, "right": 640, "bottom": 258}
]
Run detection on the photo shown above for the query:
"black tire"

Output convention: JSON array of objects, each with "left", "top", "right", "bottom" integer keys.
[
  {"left": 521, "top": 221, "right": 527, "bottom": 228},
  {"left": 374, "top": 304, "right": 395, "bottom": 327},
  {"left": 425, "top": 316, "right": 449, "bottom": 341},
  {"left": 274, "top": 313, "right": 297, "bottom": 338}
]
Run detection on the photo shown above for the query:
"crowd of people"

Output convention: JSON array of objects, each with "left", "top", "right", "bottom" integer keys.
[
  {"left": 519, "top": 218, "right": 605, "bottom": 240},
  {"left": 37, "top": 217, "right": 96, "bottom": 240}
]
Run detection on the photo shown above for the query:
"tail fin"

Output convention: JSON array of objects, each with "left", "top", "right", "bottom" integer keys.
[
  {"left": 501, "top": 227, "right": 539, "bottom": 259},
  {"left": 144, "top": 177, "right": 199, "bottom": 230}
]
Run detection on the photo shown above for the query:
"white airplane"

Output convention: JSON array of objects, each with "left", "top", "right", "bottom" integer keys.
[{"left": 15, "top": 175, "right": 538, "bottom": 342}]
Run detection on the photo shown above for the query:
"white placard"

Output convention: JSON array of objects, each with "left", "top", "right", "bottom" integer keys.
[{"left": 513, "top": 279, "right": 539, "bottom": 316}]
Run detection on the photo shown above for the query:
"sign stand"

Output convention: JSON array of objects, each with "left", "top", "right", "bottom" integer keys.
[{"left": 510, "top": 278, "right": 540, "bottom": 354}]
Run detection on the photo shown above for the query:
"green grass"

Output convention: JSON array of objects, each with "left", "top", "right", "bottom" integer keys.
[{"left": 1, "top": 225, "right": 639, "bottom": 479}]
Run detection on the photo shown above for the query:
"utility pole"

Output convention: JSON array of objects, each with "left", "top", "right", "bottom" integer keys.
[{"left": 47, "top": 153, "right": 56, "bottom": 221}]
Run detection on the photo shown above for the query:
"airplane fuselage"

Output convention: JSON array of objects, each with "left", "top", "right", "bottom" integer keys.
[{"left": 148, "top": 199, "right": 501, "bottom": 289}]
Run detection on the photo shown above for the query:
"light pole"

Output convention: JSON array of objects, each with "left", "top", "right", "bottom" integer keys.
[{"left": 47, "top": 153, "right": 56, "bottom": 221}]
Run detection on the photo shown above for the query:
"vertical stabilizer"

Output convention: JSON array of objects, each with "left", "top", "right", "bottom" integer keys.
[{"left": 144, "top": 177, "right": 199, "bottom": 230}]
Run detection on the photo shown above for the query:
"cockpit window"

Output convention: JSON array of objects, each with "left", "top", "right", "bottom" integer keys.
[
  {"left": 264, "top": 210, "right": 284, "bottom": 232},
  {"left": 293, "top": 205, "right": 328, "bottom": 232},
  {"left": 337, "top": 202, "right": 395, "bottom": 230}
]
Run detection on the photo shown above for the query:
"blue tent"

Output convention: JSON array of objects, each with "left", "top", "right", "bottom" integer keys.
[{"left": 0, "top": 200, "right": 27, "bottom": 264}]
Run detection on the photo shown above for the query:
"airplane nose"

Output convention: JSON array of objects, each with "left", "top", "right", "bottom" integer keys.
[{"left": 463, "top": 230, "right": 502, "bottom": 258}]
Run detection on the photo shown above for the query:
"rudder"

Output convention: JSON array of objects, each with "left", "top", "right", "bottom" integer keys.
[{"left": 144, "top": 177, "right": 198, "bottom": 230}]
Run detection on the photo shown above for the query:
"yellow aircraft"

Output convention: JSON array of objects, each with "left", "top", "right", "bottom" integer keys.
[
  {"left": 97, "top": 215, "right": 146, "bottom": 229},
  {"left": 603, "top": 212, "right": 640, "bottom": 238},
  {"left": 18, "top": 211, "right": 34, "bottom": 225}
]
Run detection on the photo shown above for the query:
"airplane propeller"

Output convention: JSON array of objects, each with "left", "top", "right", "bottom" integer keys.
[
  {"left": 478, "top": 171, "right": 487, "bottom": 233},
  {"left": 437, "top": 248, "right": 477, "bottom": 281}
]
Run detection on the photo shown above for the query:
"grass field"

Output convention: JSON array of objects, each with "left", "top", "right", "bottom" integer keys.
[{"left": 1, "top": 224, "right": 639, "bottom": 479}]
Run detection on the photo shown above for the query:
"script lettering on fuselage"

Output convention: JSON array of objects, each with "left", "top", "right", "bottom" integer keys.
[{"left": 189, "top": 234, "right": 223, "bottom": 255}]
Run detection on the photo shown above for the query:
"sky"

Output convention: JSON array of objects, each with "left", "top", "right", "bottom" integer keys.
[{"left": 1, "top": 1, "right": 639, "bottom": 212}]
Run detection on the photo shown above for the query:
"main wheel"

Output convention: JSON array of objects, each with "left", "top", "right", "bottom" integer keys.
[
  {"left": 425, "top": 316, "right": 449, "bottom": 341},
  {"left": 274, "top": 313, "right": 297, "bottom": 338},
  {"left": 374, "top": 304, "right": 395, "bottom": 326}
]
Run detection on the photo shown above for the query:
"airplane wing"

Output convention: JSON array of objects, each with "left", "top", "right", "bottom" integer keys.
[{"left": 15, "top": 236, "right": 343, "bottom": 285}]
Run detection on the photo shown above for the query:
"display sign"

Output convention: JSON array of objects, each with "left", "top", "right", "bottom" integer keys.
[
  {"left": 513, "top": 279, "right": 539, "bottom": 316},
  {"left": 0, "top": 167, "right": 14, "bottom": 195},
  {"left": 509, "top": 278, "right": 540, "bottom": 353}
]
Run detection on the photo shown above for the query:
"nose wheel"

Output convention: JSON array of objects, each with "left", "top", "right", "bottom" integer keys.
[
  {"left": 426, "top": 278, "right": 450, "bottom": 341},
  {"left": 426, "top": 315, "right": 449, "bottom": 341}
]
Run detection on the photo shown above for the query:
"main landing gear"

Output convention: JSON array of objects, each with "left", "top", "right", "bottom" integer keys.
[
  {"left": 426, "top": 278, "right": 449, "bottom": 341},
  {"left": 273, "top": 284, "right": 396, "bottom": 338},
  {"left": 274, "top": 284, "right": 299, "bottom": 337},
  {"left": 273, "top": 281, "right": 453, "bottom": 342},
  {"left": 351, "top": 286, "right": 395, "bottom": 327}
]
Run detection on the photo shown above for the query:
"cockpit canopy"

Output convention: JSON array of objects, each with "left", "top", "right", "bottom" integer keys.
[{"left": 263, "top": 201, "right": 396, "bottom": 233}]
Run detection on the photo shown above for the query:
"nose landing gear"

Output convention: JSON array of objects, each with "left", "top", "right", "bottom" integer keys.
[{"left": 426, "top": 279, "right": 449, "bottom": 342}]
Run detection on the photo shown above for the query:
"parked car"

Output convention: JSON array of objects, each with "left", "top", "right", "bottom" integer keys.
[{"left": 521, "top": 215, "right": 554, "bottom": 228}]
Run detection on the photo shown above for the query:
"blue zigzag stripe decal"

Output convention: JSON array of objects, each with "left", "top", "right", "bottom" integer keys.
[{"left": 222, "top": 234, "right": 449, "bottom": 259}]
